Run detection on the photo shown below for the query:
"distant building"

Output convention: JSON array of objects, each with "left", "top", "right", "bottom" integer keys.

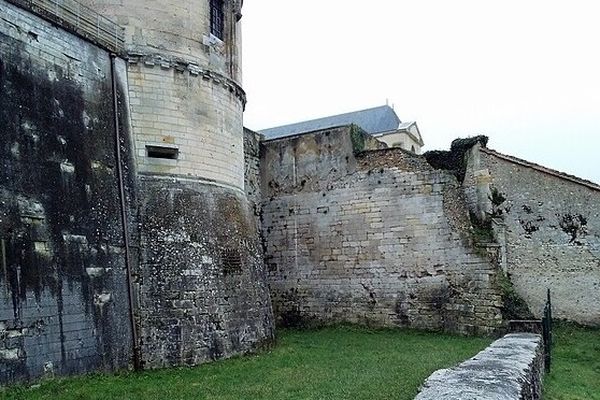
[
  {"left": 372, "top": 121, "right": 424, "bottom": 154},
  {"left": 259, "top": 105, "right": 425, "bottom": 153}
]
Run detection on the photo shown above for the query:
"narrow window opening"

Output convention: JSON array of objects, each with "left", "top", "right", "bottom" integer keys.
[
  {"left": 146, "top": 145, "right": 179, "bottom": 160},
  {"left": 210, "top": 0, "right": 225, "bottom": 40}
]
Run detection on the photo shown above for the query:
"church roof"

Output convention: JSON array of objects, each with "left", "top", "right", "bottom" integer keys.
[{"left": 259, "top": 105, "right": 401, "bottom": 140}]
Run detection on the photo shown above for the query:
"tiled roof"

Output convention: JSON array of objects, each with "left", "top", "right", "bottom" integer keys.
[{"left": 259, "top": 105, "right": 401, "bottom": 140}]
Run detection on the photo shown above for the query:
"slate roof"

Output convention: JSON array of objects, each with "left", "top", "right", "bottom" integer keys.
[{"left": 259, "top": 105, "right": 401, "bottom": 140}]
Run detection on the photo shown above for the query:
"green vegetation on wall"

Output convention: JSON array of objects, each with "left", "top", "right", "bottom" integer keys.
[
  {"left": 349, "top": 124, "right": 367, "bottom": 154},
  {"left": 469, "top": 211, "right": 495, "bottom": 244},
  {"left": 497, "top": 273, "right": 534, "bottom": 320},
  {"left": 424, "top": 135, "right": 489, "bottom": 182}
]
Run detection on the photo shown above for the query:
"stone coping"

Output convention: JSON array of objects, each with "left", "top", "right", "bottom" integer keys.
[{"left": 414, "top": 333, "right": 544, "bottom": 400}]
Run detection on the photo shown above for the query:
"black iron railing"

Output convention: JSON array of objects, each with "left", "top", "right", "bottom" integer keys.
[{"left": 541, "top": 289, "right": 553, "bottom": 372}]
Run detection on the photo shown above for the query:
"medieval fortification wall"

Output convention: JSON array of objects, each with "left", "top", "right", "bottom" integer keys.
[
  {"left": 1, "top": 0, "right": 598, "bottom": 387},
  {"left": 260, "top": 127, "right": 503, "bottom": 334},
  {"left": 462, "top": 142, "right": 600, "bottom": 325},
  {"left": 0, "top": 0, "right": 134, "bottom": 381},
  {"left": 0, "top": 0, "right": 274, "bottom": 384}
]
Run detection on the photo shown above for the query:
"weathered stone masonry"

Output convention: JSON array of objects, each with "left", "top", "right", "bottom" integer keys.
[
  {"left": 1, "top": 0, "right": 274, "bottom": 383},
  {"left": 0, "top": 1, "right": 134, "bottom": 382},
  {"left": 244, "top": 128, "right": 263, "bottom": 225},
  {"left": 462, "top": 141, "right": 600, "bottom": 326},
  {"left": 415, "top": 333, "right": 544, "bottom": 400},
  {"left": 261, "top": 127, "right": 503, "bottom": 334},
  {"left": 136, "top": 179, "right": 274, "bottom": 368},
  {"left": 107, "top": 0, "right": 274, "bottom": 369},
  {"left": 3, "top": 0, "right": 597, "bottom": 388}
]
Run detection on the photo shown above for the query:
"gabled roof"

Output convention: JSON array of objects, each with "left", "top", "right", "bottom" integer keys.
[
  {"left": 398, "top": 121, "right": 415, "bottom": 130},
  {"left": 259, "top": 105, "right": 401, "bottom": 140}
]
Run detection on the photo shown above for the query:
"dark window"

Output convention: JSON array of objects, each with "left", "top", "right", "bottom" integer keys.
[
  {"left": 146, "top": 145, "right": 179, "bottom": 160},
  {"left": 210, "top": 0, "right": 224, "bottom": 40}
]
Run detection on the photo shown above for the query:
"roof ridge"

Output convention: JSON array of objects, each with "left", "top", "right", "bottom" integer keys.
[{"left": 259, "top": 105, "right": 401, "bottom": 139}]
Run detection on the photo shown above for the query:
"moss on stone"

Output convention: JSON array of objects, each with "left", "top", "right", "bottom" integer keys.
[
  {"left": 470, "top": 211, "right": 495, "bottom": 244},
  {"left": 498, "top": 273, "right": 534, "bottom": 320},
  {"left": 349, "top": 124, "right": 367, "bottom": 154}
]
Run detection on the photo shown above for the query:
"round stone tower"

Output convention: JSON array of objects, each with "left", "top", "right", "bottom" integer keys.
[
  {"left": 78, "top": 0, "right": 274, "bottom": 368},
  {"left": 87, "top": 0, "right": 245, "bottom": 186}
]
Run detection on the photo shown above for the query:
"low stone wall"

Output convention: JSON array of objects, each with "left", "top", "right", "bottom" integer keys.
[{"left": 415, "top": 333, "right": 544, "bottom": 400}]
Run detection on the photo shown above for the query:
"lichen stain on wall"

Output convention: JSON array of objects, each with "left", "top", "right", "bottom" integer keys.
[
  {"left": 0, "top": 26, "right": 132, "bottom": 382},
  {"left": 459, "top": 141, "right": 600, "bottom": 325}
]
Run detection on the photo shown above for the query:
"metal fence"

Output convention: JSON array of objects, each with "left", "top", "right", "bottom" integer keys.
[
  {"left": 6, "top": 0, "right": 125, "bottom": 54},
  {"left": 541, "top": 289, "right": 553, "bottom": 372}
]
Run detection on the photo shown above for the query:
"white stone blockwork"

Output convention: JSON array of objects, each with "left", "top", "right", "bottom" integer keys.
[
  {"left": 78, "top": 0, "right": 245, "bottom": 189},
  {"left": 128, "top": 63, "right": 244, "bottom": 189}
]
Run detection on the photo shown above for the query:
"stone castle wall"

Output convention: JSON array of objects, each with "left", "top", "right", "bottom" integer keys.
[
  {"left": 126, "top": 60, "right": 245, "bottom": 189},
  {"left": 135, "top": 179, "right": 274, "bottom": 368},
  {"left": 260, "top": 127, "right": 503, "bottom": 334},
  {"left": 244, "top": 128, "right": 263, "bottom": 226},
  {"left": 0, "top": 0, "right": 274, "bottom": 382},
  {"left": 0, "top": 0, "right": 134, "bottom": 382},
  {"left": 3, "top": 0, "right": 597, "bottom": 388},
  {"left": 81, "top": 0, "right": 274, "bottom": 370},
  {"left": 77, "top": 0, "right": 246, "bottom": 191},
  {"left": 78, "top": 0, "right": 242, "bottom": 81},
  {"left": 463, "top": 144, "right": 600, "bottom": 325},
  {"left": 75, "top": 0, "right": 275, "bottom": 370}
]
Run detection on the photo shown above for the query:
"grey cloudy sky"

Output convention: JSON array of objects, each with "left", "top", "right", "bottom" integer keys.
[{"left": 241, "top": 0, "right": 600, "bottom": 184}]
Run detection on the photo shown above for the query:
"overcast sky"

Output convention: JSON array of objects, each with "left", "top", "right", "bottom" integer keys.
[{"left": 242, "top": 0, "right": 600, "bottom": 184}]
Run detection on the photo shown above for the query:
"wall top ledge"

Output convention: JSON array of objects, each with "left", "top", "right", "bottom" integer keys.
[{"left": 415, "top": 333, "right": 544, "bottom": 400}]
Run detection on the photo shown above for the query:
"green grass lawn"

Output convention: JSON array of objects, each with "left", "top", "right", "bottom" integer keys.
[
  {"left": 544, "top": 323, "right": 600, "bottom": 400},
  {"left": 1, "top": 326, "right": 491, "bottom": 400},
  {"left": 4, "top": 324, "right": 596, "bottom": 400}
]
